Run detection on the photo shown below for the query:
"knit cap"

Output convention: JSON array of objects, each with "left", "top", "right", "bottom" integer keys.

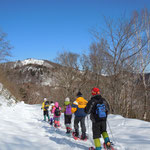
[
  {"left": 44, "top": 98, "right": 47, "bottom": 101},
  {"left": 91, "top": 87, "right": 100, "bottom": 95},
  {"left": 77, "top": 91, "right": 82, "bottom": 97},
  {"left": 65, "top": 97, "right": 70, "bottom": 102},
  {"left": 64, "top": 97, "right": 70, "bottom": 105}
]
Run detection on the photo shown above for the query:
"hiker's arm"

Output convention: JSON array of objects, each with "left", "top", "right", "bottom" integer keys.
[{"left": 84, "top": 99, "right": 94, "bottom": 114}]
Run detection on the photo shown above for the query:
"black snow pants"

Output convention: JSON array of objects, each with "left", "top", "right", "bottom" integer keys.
[
  {"left": 64, "top": 114, "right": 72, "bottom": 124},
  {"left": 74, "top": 116, "right": 86, "bottom": 136},
  {"left": 92, "top": 121, "right": 107, "bottom": 139}
]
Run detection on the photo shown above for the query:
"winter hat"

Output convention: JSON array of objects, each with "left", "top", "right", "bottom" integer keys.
[
  {"left": 55, "top": 102, "right": 59, "bottom": 107},
  {"left": 65, "top": 97, "right": 70, "bottom": 102},
  {"left": 64, "top": 97, "right": 70, "bottom": 106},
  {"left": 50, "top": 101, "right": 54, "bottom": 103},
  {"left": 44, "top": 98, "right": 47, "bottom": 101},
  {"left": 77, "top": 91, "right": 82, "bottom": 97},
  {"left": 91, "top": 87, "right": 100, "bottom": 95}
]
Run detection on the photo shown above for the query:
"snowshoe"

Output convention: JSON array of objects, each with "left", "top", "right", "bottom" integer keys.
[
  {"left": 103, "top": 142, "right": 115, "bottom": 150},
  {"left": 72, "top": 132, "right": 79, "bottom": 140}
]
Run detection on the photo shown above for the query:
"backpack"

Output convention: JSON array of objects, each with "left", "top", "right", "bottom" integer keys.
[
  {"left": 96, "top": 103, "right": 106, "bottom": 118},
  {"left": 44, "top": 101, "right": 49, "bottom": 110},
  {"left": 54, "top": 107, "right": 61, "bottom": 116},
  {"left": 65, "top": 104, "right": 72, "bottom": 115}
]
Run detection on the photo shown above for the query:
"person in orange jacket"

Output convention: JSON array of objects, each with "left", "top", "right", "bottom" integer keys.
[{"left": 71, "top": 91, "right": 88, "bottom": 140}]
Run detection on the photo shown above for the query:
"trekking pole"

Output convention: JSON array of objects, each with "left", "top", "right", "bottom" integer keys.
[
  {"left": 86, "top": 115, "right": 90, "bottom": 136},
  {"left": 107, "top": 120, "right": 117, "bottom": 144},
  {"left": 87, "top": 115, "right": 93, "bottom": 145}
]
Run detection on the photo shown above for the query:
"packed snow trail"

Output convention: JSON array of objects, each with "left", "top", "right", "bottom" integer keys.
[
  {"left": 0, "top": 97, "right": 150, "bottom": 150},
  {"left": 0, "top": 100, "right": 91, "bottom": 150}
]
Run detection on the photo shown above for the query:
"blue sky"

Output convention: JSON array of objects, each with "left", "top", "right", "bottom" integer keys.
[{"left": 0, "top": 0, "right": 150, "bottom": 62}]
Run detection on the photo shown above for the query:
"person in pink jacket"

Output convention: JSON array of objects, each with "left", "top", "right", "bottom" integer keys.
[{"left": 52, "top": 101, "right": 61, "bottom": 127}]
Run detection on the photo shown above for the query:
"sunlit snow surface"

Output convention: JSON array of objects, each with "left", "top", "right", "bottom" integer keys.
[{"left": 0, "top": 96, "right": 150, "bottom": 150}]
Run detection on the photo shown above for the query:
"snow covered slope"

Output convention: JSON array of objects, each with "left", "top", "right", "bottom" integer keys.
[{"left": 0, "top": 96, "right": 150, "bottom": 150}]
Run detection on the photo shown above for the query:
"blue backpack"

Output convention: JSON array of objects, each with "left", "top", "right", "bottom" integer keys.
[{"left": 96, "top": 103, "right": 106, "bottom": 118}]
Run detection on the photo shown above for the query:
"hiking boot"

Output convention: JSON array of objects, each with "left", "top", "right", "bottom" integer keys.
[
  {"left": 50, "top": 121, "right": 53, "bottom": 125},
  {"left": 72, "top": 132, "right": 79, "bottom": 138},
  {"left": 54, "top": 124, "right": 58, "bottom": 128},
  {"left": 80, "top": 135, "right": 87, "bottom": 140},
  {"left": 67, "top": 127, "right": 72, "bottom": 131},
  {"left": 66, "top": 128, "right": 70, "bottom": 134},
  {"left": 81, "top": 133, "right": 87, "bottom": 140},
  {"left": 66, "top": 130, "right": 70, "bottom": 134}
]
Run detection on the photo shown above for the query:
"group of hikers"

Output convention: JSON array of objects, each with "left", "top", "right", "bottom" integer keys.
[{"left": 41, "top": 87, "right": 111, "bottom": 150}]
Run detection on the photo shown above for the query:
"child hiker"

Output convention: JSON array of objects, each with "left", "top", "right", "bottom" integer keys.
[
  {"left": 85, "top": 87, "right": 111, "bottom": 150},
  {"left": 71, "top": 91, "right": 88, "bottom": 140},
  {"left": 64, "top": 97, "right": 72, "bottom": 134},
  {"left": 49, "top": 101, "right": 55, "bottom": 125},
  {"left": 41, "top": 98, "right": 50, "bottom": 121},
  {"left": 52, "top": 101, "right": 61, "bottom": 127}
]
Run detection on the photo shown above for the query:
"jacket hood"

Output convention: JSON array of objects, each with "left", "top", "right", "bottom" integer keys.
[
  {"left": 76, "top": 91, "right": 82, "bottom": 97},
  {"left": 76, "top": 97, "right": 88, "bottom": 107},
  {"left": 92, "top": 94, "right": 103, "bottom": 104}
]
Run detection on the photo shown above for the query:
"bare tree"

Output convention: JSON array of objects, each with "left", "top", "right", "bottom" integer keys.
[
  {"left": 54, "top": 51, "right": 90, "bottom": 101},
  {"left": 89, "top": 11, "right": 150, "bottom": 116},
  {"left": 89, "top": 38, "right": 111, "bottom": 85},
  {"left": 0, "top": 30, "right": 13, "bottom": 99},
  {"left": 0, "top": 30, "right": 12, "bottom": 62},
  {"left": 132, "top": 9, "right": 150, "bottom": 120}
]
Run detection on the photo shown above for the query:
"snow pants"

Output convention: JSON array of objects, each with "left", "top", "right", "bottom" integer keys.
[
  {"left": 93, "top": 121, "right": 110, "bottom": 149},
  {"left": 64, "top": 114, "right": 72, "bottom": 124},
  {"left": 54, "top": 116, "right": 60, "bottom": 127},
  {"left": 92, "top": 121, "right": 107, "bottom": 139},
  {"left": 74, "top": 116, "right": 86, "bottom": 136},
  {"left": 43, "top": 110, "right": 50, "bottom": 121}
]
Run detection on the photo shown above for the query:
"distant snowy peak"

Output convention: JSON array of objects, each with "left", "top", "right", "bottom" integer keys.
[
  {"left": 13, "top": 58, "right": 54, "bottom": 69},
  {"left": 21, "top": 58, "right": 44, "bottom": 66}
]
